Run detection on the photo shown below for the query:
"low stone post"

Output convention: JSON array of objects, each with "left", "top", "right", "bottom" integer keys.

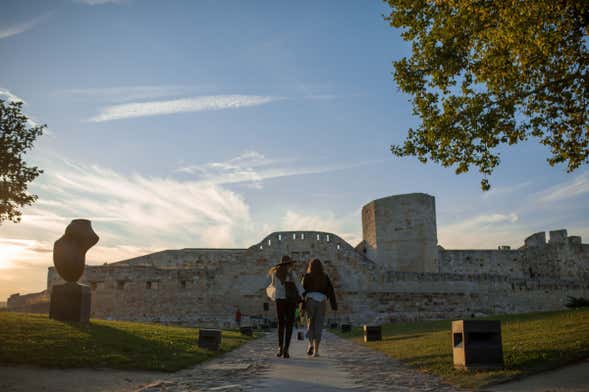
[
  {"left": 363, "top": 325, "right": 382, "bottom": 342},
  {"left": 240, "top": 326, "right": 253, "bottom": 336},
  {"left": 452, "top": 320, "right": 503, "bottom": 369},
  {"left": 198, "top": 329, "right": 222, "bottom": 351}
]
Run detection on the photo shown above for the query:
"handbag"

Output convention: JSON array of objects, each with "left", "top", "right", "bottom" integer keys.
[{"left": 266, "top": 282, "right": 276, "bottom": 301}]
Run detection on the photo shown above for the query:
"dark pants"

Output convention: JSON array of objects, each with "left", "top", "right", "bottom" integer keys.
[{"left": 276, "top": 299, "right": 296, "bottom": 352}]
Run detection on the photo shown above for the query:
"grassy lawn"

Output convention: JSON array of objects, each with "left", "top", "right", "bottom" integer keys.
[
  {"left": 0, "top": 312, "right": 255, "bottom": 372},
  {"left": 335, "top": 309, "right": 589, "bottom": 390}
]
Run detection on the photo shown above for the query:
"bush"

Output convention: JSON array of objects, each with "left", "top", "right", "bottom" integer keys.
[{"left": 565, "top": 296, "right": 589, "bottom": 308}]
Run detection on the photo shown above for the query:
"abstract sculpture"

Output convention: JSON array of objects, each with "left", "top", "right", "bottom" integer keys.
[{"left": 49, "top": 219, "right": 99, "bottom": 323}]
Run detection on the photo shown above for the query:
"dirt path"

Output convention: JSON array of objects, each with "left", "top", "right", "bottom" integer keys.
[{"left": 0, "top": 366, "right": 159, "bottom": 392}]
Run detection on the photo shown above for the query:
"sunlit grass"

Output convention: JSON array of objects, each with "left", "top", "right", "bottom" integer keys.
[
  {"left": 335, "top": 309, "right": 589, "bottom": 390},
  {"left": 0, "top": 312, "right": 255, "bottom": 372}
]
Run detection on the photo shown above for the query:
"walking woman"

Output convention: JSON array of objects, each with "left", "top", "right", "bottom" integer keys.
[
  {"left": 266, "top": 255, "right": 304, "bottom": 358},
  {"left": 302, "top": 258, "right": 337, "bottom": 357}
]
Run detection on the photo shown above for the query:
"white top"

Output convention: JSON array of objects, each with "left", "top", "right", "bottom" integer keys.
[
  {"left": 306, "top": 291, "right": 327, "bottom": 302},
  {"left": 266, "top": 270, "right": 304, "bottom": 301}
]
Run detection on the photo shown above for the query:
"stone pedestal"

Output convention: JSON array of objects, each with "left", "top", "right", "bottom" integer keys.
[
  {"left": 198, "top": 329, "right": 222, "bottom": 351},
  {"left": 49, "top": 283, "right": 91, "bottom": 323},
  {"left": 240, "top": 326, "right": 253, "bottom": 336},
  {"left": 452, "top": 320, "right": 503, "bottom": 369},
  {"left": 363, "top": 325, "right": 382, "bottom": 342}
]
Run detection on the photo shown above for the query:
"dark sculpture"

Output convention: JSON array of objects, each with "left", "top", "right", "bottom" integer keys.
[
  {"left": 53, "top": 219, "right": 99, "bottom": 282},
  {"left": 49, "top": 219, "right": 99, "bottom": 323}
]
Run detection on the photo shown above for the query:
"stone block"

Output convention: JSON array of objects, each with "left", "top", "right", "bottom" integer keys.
[
  {"left": 452, "top": 320, "right": 503, "bottom": 370},
  {"left": 198, "top": 329, "right": 221, "bottom": 351},
  {"left": 525, "top": 232, "right": 546, "bottom": 248},
  {"left": 363, "top": 325, "right": 382, "bottom": 342},
  {"left": 549, "top": 230, "right": 568, "bottom": 244},
  {"left": 239, "top": 326, "right": 253, "bottom": 336},
  {"left": 49, "top": 282, "right": 91, "bottom": 323}
]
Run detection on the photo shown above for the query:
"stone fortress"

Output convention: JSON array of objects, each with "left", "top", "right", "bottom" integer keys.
[{"left": 43, "top": 193, "right": 588, "bottom": 327}]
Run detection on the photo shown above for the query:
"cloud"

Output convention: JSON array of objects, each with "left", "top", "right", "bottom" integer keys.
[
  {"left": 178, "top": 151, "right": 385, "bottom": 188},
  {"left": 280, "top": 210, "right": 361, "bottom": 246},
  {"left": 0, "top": 88, "right": 48, "bottom": 131},
  {"left": 0, "top": 88, "right": 26, "bottom": 103},
  {"left": 438, "top": 212, "right": 522, "bottom": 249},
  {"left": 88, "top": 95, "right": 284, "bottom": 122},
  {"left": 56, "top": 85, "right": 192, "bottom": 103},
  {"left": 0, "top": 13, "right": 50, "bottom": 40},
  {"left": 75, "top": 0, "right": 127, "bottom": 5},
  {"left": 537, "top": 171, "right": 589, "bottom": 203}
]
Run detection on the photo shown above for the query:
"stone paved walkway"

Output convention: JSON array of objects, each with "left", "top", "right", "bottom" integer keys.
[{"left": 134, "top": 330, "right": 462, "bottom": 392}]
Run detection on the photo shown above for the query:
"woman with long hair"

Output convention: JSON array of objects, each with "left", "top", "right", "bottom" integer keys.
[
  {"left": 266, "top": 255, "right": 303, "bottom": 358},
  {"left": 302, "top": 258, "right": 337, "bottom": 357}
]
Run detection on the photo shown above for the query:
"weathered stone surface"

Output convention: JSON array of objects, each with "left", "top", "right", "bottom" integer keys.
[
  {"left": 362, "top": 193, "right": 438, "bottom": 273},
  {"left": 49, "top": 282, "right": 91, "bottom": 323}
]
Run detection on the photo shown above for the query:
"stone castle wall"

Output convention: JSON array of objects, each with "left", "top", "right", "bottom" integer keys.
[{"left": 42, "top": 193, "right": 589, "bottom": 326}]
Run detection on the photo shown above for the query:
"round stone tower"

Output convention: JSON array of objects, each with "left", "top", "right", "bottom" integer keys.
[{"left": 361, "top": 193, "right": 439, "bottom": 273}]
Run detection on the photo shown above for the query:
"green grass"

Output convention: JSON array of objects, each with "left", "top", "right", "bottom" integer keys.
[
  {"left": 335, "top": 309, "right": 589, "bottom": 390},
  {"left": 0, "top": 312, "right": 255, "bottom": 372}
]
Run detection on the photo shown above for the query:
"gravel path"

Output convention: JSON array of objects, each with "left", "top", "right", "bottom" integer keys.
[{"left": 134, "top": 330, "right": 463, "bottom": 392}]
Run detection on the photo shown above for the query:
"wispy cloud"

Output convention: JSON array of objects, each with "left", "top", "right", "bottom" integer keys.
[
  {"left": 438, "top": 212, "right": 521, "bottom": 249},
  {"left": 0, "top": 88, "right": 26, "bottom": 103},
  {"left": 0, "top": 13, "right": 51, "bottom": 40},
  {"left": 537, "top": 171, "right": 589, "bottom": 203},
  {"left": 280, "top": 210, "right": 361, "bottom": 246},
  {"left": 178, "top": 151, "right": 384, "bottom": 188},
  {"left": 0, "top": 88, "right": 47, "bottom": 131},
  {"left": 75, "top": 0, "right": 127, "bottom": 5},
  {"left": 56, "top": 85, "right": 192, "bottom": 103},
  {"left": 89, "top": 95, "right": 284, "bottom": 122}
]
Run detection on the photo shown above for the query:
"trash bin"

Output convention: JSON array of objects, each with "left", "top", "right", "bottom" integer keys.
[{"left": 452, "top": 320, "right": 503, "bottom": 369}]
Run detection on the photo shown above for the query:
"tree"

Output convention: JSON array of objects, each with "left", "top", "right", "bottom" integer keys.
[
  {"left": 0, "top": 99, "right": 45, "bottom": 223},
  {"left": 386, "top": 1, "right": 588, "bottom": 190}
]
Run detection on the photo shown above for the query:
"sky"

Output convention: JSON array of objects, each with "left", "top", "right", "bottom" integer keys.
[{"left": 1, "top": 0, "right": 588, "bottom": 301}]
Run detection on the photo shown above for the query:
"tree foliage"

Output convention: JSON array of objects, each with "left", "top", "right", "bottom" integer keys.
[
  {"left": 0, "top": 99, "right": 44, "bottom": 223},
  {"left": 386, "top": 1, "right": 588, "bottom": 190}
]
